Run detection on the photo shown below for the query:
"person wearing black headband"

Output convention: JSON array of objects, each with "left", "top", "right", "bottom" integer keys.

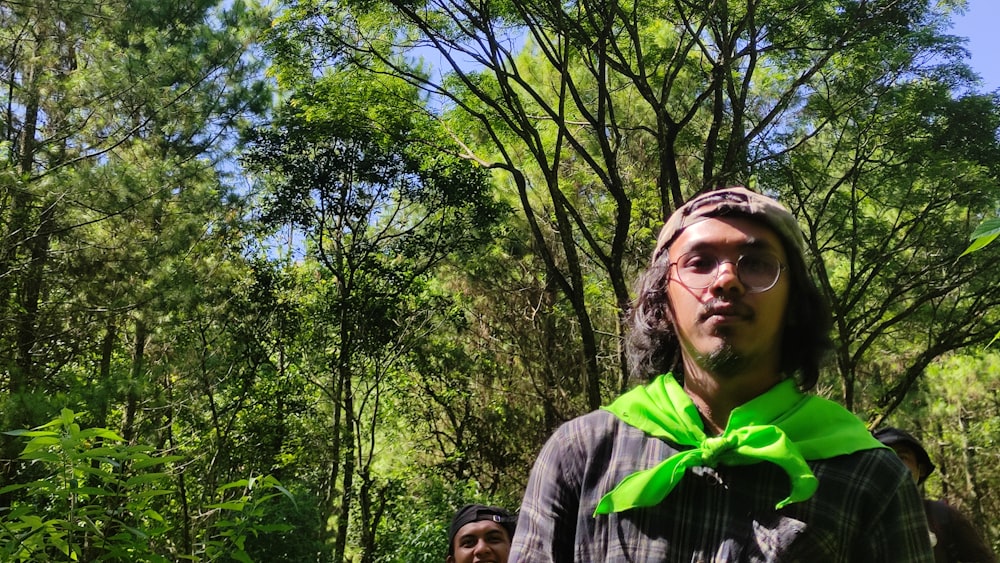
[{"left": 447, "top": 504, "right": 516, "bottom": 563}]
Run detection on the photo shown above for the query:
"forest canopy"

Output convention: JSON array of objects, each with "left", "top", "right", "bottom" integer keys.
[{"left": 0, "top": 0, "right": 998, "bottom": 560}]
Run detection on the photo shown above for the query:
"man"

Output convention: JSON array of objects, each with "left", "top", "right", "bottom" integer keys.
[
  {"left": 447, "top": 504, "right": 517, "bottom": 563},
  {"left": 875, "top": 426, "right": 997, "bottom": 563},
  {"left": 509, "top": 187, "right": 933, "bottom": 562}
]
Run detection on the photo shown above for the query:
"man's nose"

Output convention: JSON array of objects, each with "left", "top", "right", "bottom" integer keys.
[{"left": 711, "top": 261, "right": 744, "bottom": 295}]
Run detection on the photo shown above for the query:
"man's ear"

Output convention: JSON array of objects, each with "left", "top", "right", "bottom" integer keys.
[{"left": 446, "top": 555, "right": 455, "bottom": 563}]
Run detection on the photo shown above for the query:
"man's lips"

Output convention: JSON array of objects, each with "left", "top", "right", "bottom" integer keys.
[{"left": 700, "top": 301, "right": 754, "bottom": 322}]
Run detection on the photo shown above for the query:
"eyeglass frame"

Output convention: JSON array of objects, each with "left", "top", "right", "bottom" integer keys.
[{"left": 667, "top": 250, "right": 788, "bottom": 294}]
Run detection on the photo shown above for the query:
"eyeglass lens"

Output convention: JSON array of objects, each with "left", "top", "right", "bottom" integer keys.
[{"left": 673, "top": 251, "right": 783, "bottom": 292}]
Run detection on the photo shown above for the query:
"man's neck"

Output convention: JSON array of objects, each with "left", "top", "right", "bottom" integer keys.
[{"left": 682, "top": 361, "right": 783, "bottom": 435}]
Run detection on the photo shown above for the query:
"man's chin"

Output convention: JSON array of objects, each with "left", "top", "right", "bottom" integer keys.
[{"left": 701, "top": 344, "right": 745, "bottom": 377}]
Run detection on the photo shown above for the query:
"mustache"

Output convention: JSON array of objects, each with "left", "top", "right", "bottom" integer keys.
[{"left": 700, "top": 299, "right": 754, "bottom": 320}]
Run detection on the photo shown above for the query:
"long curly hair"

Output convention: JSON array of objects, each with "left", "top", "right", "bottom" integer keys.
[{"left": 624, "top": 217, "right": 832, "bottom": 390}]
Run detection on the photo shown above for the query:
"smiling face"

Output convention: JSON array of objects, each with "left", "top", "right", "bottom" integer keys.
[
  {"left": 665, "top": 216, "right": 790, "bottom": 382},
  {"left": 446, "top": 520, "right": 511, "bottom": 563}
]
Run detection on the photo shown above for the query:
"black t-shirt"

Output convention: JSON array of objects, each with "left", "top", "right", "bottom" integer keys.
[{"left": 924, "top": 499, "right": 996, "bottom": 563}]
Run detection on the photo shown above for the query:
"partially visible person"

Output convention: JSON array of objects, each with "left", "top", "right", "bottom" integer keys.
[
  {"left": 875, "top": 426, "right": 997, "bottom": 563},
  {"left": 447, "top": 504, "right": 517, "bottom": 563}
]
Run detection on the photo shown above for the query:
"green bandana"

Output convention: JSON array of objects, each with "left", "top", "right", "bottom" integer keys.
[{"left": 594, "top": 374, "right": 884, "bottom": 515}]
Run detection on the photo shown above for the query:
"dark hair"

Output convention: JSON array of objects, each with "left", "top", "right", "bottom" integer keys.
[{"left": 624, "top": 216, "right": 832, "bottom": 389}]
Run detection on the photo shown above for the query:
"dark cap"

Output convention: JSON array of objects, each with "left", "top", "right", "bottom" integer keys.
[
  {"left": 652, "top": 187, "right": 807, "bottom": 263},
  {"left": 447, "top": 504, "right": 516, "bottom": 555},
  {"left": 873, "top": 426, "right": 936, "bottom": 484}
]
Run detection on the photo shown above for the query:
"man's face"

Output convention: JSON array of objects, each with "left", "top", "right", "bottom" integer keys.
[
  {"left": 891, "top": 445, "right": 923, "bottom": 484},
  {"left": 665, "top": 216, "right": 790, "bottom": 377},
  {"left": 446, "top": 520, "right": 511, "bottom": 563}
]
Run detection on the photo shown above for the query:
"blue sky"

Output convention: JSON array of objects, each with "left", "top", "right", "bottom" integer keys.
[{"left": 951, "top": 0, "right": 1000, "bottom": 91}]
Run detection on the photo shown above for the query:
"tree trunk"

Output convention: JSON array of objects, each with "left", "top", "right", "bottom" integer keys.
[
  {"left": 165, "top": 360, "right": 193, "bottom": 557},
  {"left": 333, "top": 363, "right": 355, "bottom": 563},
  {"left": 957, "top": 410, "right": 989, "bottom": 539},
  {"left": 122, "top": 320, "right": 148, "bottom": 445},
  {"left": 0, "top": 56, "right": 41, "bottom": 508}
]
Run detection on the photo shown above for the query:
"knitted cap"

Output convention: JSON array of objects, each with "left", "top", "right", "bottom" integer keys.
[{"left": 652, "top": 187, "right": 807, "bottom": 263}]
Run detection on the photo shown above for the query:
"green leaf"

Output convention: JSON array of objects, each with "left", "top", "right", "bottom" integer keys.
[
  {"left": 960, "top": 218, "right": 1000, "bottom": 256},
  {"left": 130, "top": 489, "right": 175, "bottom": 501},
  {"left": 59, "top": 408, "right": 76, "bottom": 427},
  {"left": 76, "top": 428, "right": 126, "bottom": 442},
  {"left": 273, "top": 483, "right": 297, "bottom": 506},
  {"left": 970, "top": 218, "right": 1000, "bottom": 239},
  {"left": 960, "top": 232, "right": 999, "bottom": 256},
  {"left": 22, "top": 479, "right": 57, "bottom": 492},
  {"left": 132, "top": 455, "right": 184, "bottom": 470},
  {"left": 0, "top": 483, "right": 28, "bottom": 495},
  {"left": 19, "top": 436, "right": 60, "bottom": 453},
  {"left": 216, "top": 479, "right": 251, "bottom": 492},
  {"left": 3, "top": 429, "right": 58, "bottom": 437},
  {"left": 207, "top": 500, "right": 246, "bottom": 511},
  {"left": 78, "top": 446, "right": 128, "bottom": 459},
  {"left": 76, "top": 465, "right": 119, "bottom": 482},
  {"left": 125, "top": 473, "right": 171, "bottom": 487},
  {"left": 142, "top": 509, "right": 166, "bottom": 523},
  {"left": 20, "top": 451, "right": 60, "bottom": 463},
  {"left": 68, "top": 486, "right": 114, "bottom": 496}
]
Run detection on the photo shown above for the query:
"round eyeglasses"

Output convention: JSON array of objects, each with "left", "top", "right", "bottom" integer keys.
[{"left": 669, "top": 251, "right": 786, "bottom": 293}]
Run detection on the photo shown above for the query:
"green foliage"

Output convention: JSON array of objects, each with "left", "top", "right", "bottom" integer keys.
[
  {"left": 3, "top": 0, "right": 1000, "bottom": 559},
  {"left": 239, "top": 482, "right": 330, "bottom": 562},
  {"left": 203, "top": 476, "right": 298, "bottom": 563},
  {"left": 0, "top": 409, "right": 309, "bottom": 562},
  {"left": 0, "top": 409, "right": 179, "bottom": 561},
  {"left": 243, "top": 42, "right": 508, "bottom": 559},
  {"left": 904, "top": 352, "right": 1000, "bottom": 551}
]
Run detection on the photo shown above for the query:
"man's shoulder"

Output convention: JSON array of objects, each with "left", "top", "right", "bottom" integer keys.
[
  {"left": 808, "top": 446, "right": 914, "bottom": 502},
  {"left": 550, "top": 408, "right": 639, "bottom": 439},
  {"left": 811, "top": 443, "right": 904, "bottom": 473},
  {"left": 543, "top": 407, "right": 671, "bottom": 454}
]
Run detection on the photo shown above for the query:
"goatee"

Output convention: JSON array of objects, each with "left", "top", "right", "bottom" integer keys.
[{"left": 700, "top": 344, "right": 745, "bottom": 377}]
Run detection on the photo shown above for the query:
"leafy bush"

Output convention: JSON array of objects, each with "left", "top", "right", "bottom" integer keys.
[{"left": 0, "top": 409, "right": 299, "bottom": 562}]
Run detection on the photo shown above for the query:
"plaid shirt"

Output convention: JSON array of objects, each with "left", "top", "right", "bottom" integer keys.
[{"left": 510, "top": 409, "right": 934, "bottom": 562}]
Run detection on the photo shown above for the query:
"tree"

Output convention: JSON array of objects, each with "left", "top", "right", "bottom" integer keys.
[
  {"left": 242, "top": 63, "right": 505, "bottom": 560},
  {"left": 0, "top": 0, "right": 273, "bottom": 557},
  {"left": 263, "top": 0, "right": 1000, "bottom": 549},
  {"left": 270, "top": 0, "right": 995, "bottom": 414},
  {"left": 767, "top": 85, "right": 1000, "bottom": 416}
]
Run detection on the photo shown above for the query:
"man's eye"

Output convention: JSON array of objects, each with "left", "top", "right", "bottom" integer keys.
[
  {"left": 681, "top": 254, "right": 715, "bottom": 273},
  {"left": 741, "top": 256, "right": 767, "bottom": 273},
  {"left": 740, "top": 254, "right": 775, "bottom": 275}
]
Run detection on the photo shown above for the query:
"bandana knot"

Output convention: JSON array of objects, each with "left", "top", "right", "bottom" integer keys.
[
  {"left": 701, "top": 435, "right": 732, "bottom": 464},
  {"left": 592, "top": 375, "right": 885, "bottom": 516}
]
